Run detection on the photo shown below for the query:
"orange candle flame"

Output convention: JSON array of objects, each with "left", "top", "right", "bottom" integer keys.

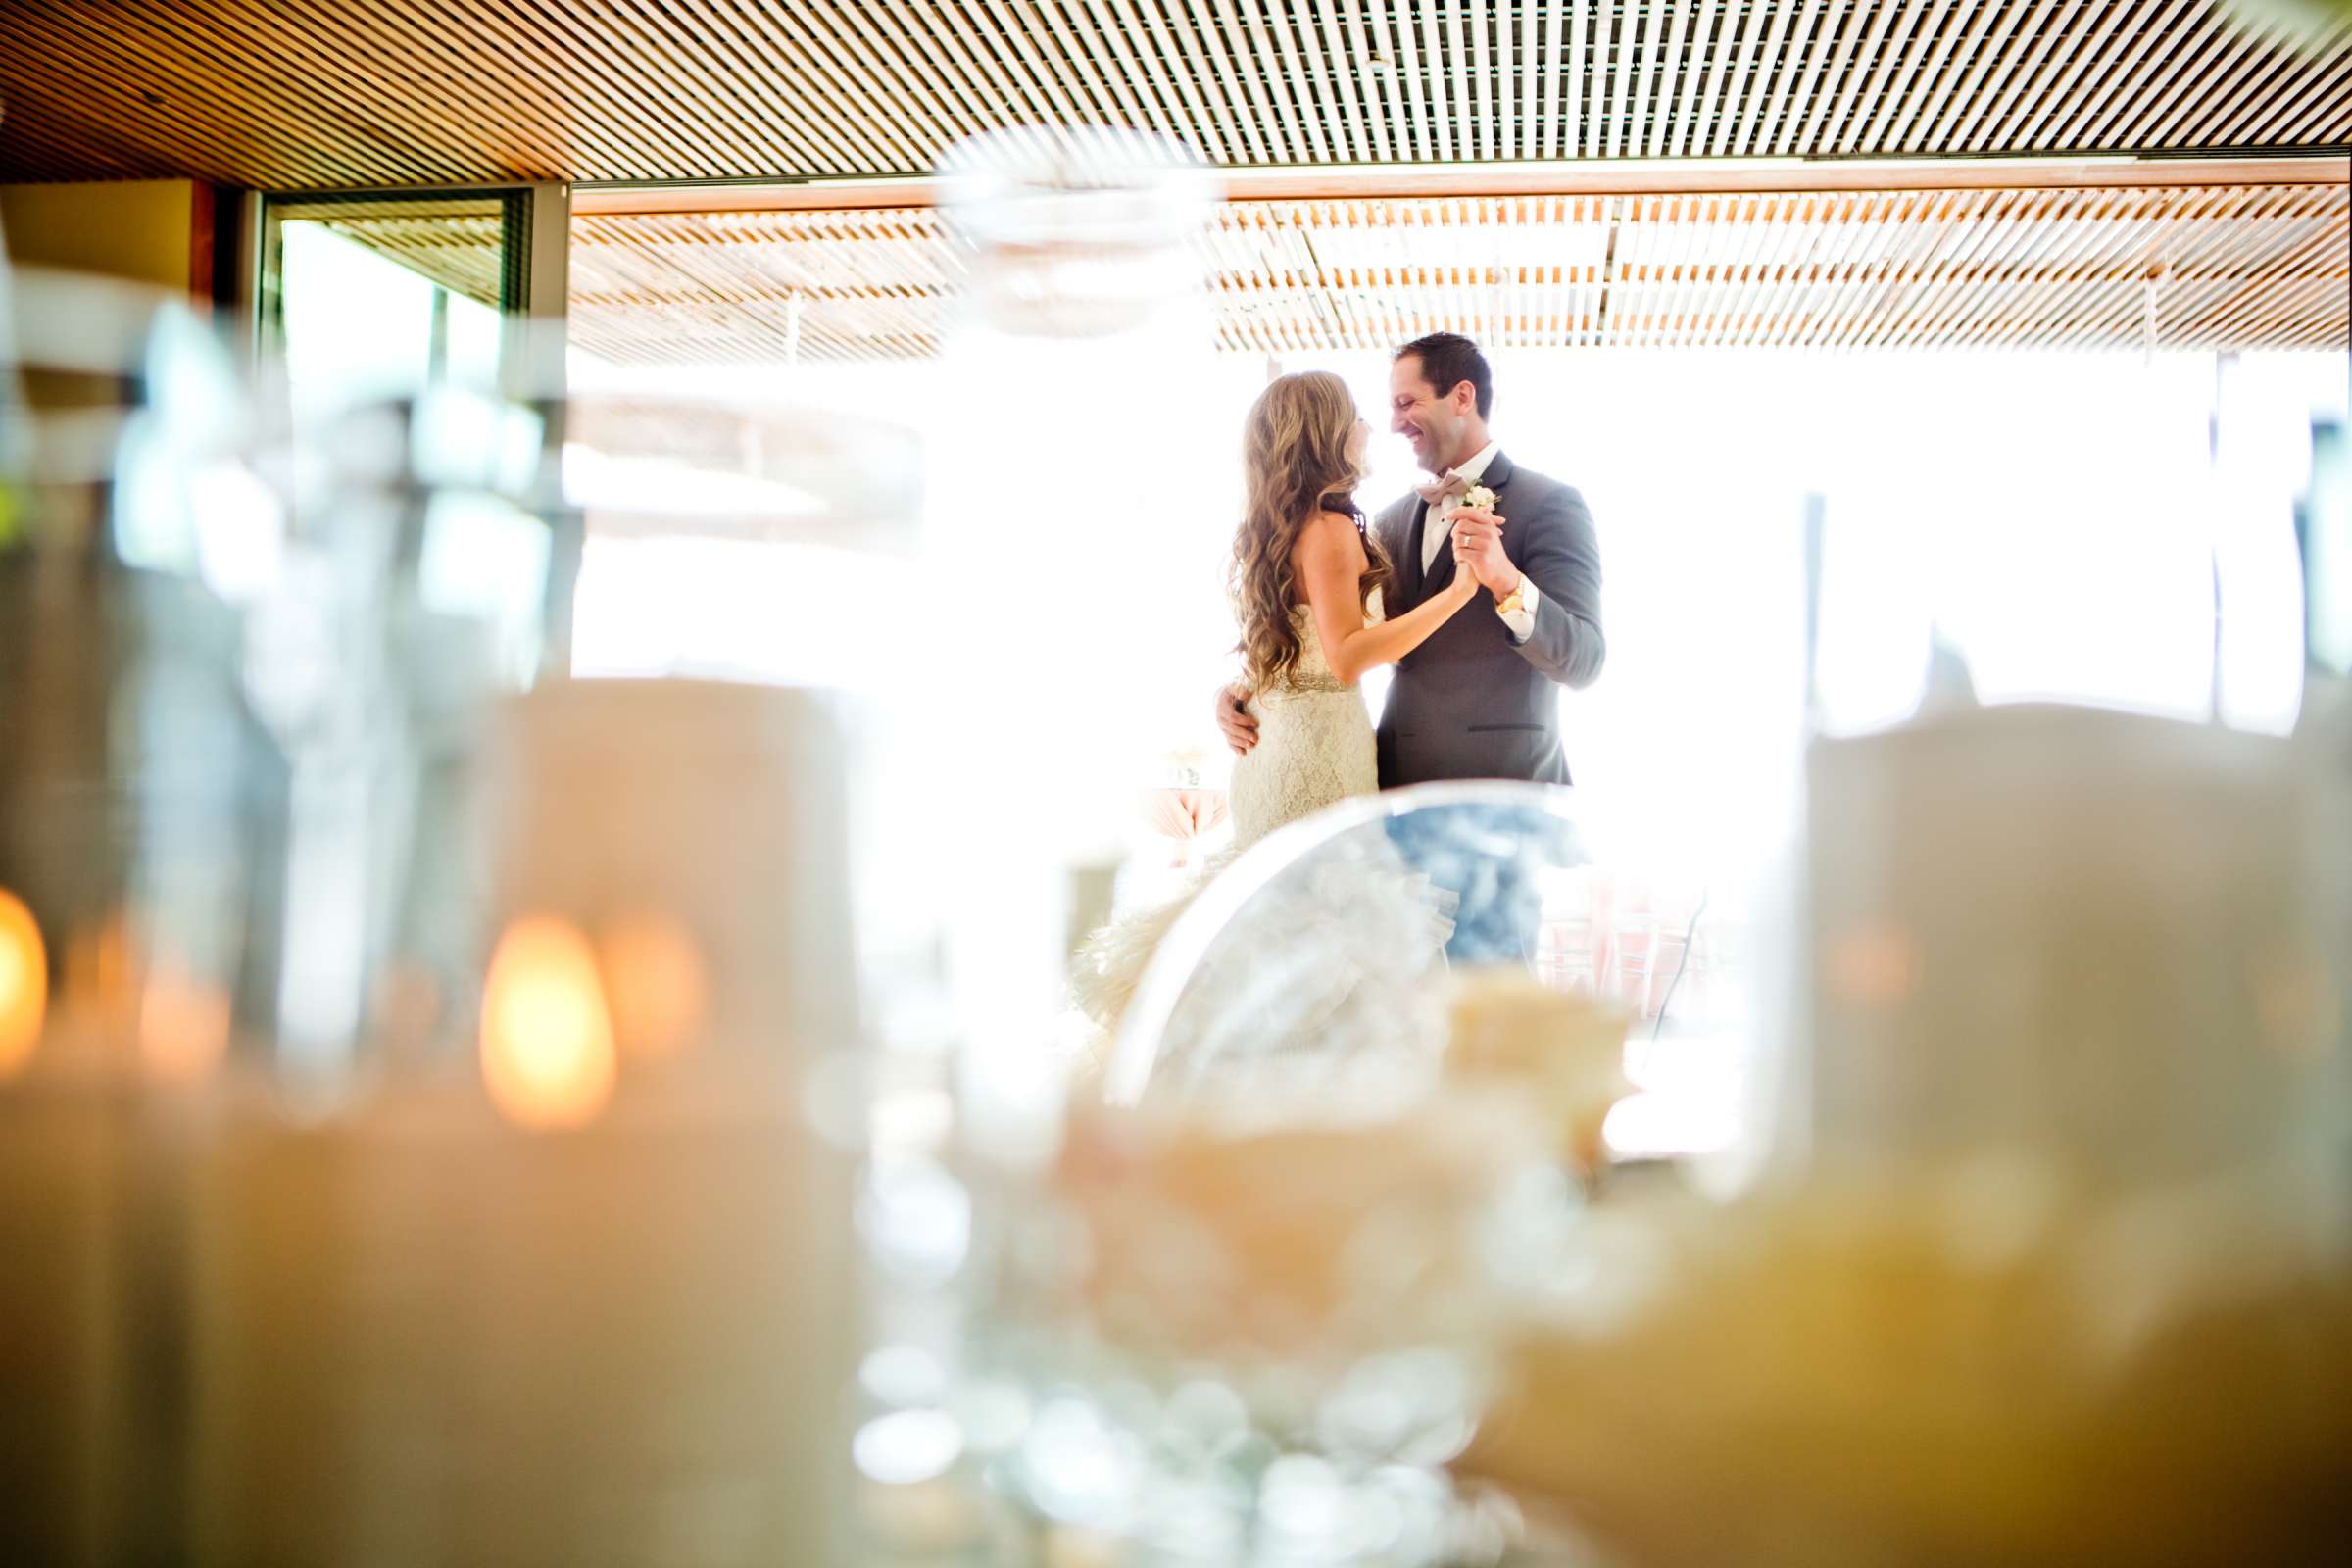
[
  {"left": 0, "top": 888, "right": 45, "bottom": 1079},
  {"left": 480, "top": 916, "right": 617, "bottom": 1130}
]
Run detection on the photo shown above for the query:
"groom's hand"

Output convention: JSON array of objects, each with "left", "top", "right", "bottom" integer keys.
[
  {"left": 1215, "top": 681, "right": 1258, "bottom": 756},
  {"left": 1450, "top": 508, "right": 1519, "bottom": 596}
]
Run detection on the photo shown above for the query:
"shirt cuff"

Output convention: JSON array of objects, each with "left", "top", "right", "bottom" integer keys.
[{"left": 1498, "top": 575, "right": 1538, "bottom": 643}]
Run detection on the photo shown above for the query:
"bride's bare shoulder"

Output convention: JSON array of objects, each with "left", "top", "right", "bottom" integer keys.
[{"left": 1292, "top": 510, "right": 1366, "bottom": 567}]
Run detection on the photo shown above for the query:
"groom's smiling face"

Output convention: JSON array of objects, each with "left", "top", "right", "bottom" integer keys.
[{"left": 1389, "top": 353, "right": 1472, "bottom": 474}]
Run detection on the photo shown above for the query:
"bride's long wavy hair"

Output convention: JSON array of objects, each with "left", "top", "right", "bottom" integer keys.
[{"left": 1229, "top": 370, "right": 1391, "bottom": 690}]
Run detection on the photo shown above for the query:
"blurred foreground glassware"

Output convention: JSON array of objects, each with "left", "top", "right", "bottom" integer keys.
[
  {"left": 876, "top": 784, "right": 1623, "bottom": 1568},
  {"left": 0, "top": 276, "right": 287, "bottom": 1564},
  {"left": 186, "top": 678, "right": 859, "bottom": 1565},
  {"left": 2, "top": 268, "right": 863, "bottom": 1562},
  {"left": 844, "top": 124, "right": 1224, "bottom": 1564},
  {"left": 1446, "top": 426, "right": 2352, "bottom": 1562},
  {"left": 1461, "top": 698, "right": 2352, "bottom": 1565},
  {"left": 186, "top": 371, "right": 860, "bottom": 1563},
  {"left": 918, "top": 126, "right": 1221, "bottom": 1155}
]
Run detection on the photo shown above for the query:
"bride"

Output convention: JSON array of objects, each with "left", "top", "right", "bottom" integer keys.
[
  {"left": 1225, "top": 371, "right": 1482, "bottom": 846},
  {"left": 1072, "top": 371, "right": 1477, "bottom": 1029}
]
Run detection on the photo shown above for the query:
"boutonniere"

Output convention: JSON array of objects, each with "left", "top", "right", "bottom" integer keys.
[{"left": 1460, "top": 484, "right": 1497, "bottom": 512}]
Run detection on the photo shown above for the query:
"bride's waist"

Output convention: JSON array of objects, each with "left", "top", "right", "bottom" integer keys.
[{"left": 1255, "top": 672, "right": 1354, "bottom": 701}]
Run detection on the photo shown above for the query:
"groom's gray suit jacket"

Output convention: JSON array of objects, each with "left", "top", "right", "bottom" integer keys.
[{"left": 1372, "top": 449, "right": 1604, "bottom": 788}]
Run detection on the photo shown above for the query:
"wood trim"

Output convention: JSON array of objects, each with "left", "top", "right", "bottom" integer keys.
[{"left": 187, "top": 178, "right": 216, "bottom": 307}]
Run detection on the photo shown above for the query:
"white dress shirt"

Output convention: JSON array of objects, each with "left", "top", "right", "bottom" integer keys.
[{"left": 1420, "top": 441, "right": 1538, "bottom": 642}]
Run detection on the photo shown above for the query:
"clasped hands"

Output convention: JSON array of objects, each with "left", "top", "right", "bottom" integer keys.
[{"left": 1449, "top": 506, "right": 1517, "bottom": 596}]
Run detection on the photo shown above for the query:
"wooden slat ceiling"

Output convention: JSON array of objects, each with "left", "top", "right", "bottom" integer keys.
[
  {"left": 370, "top": 180, "right": 2330, "bottom": 359},
  {"left": 2, "top": 3, "right": 2348, "bottom": 188},
  {"left": 291, "top": 210, "right": 511, "bottom": 304}
]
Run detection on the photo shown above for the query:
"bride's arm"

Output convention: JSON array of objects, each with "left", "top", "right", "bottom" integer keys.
[{"left": 1298, "top": 515, "right": 1480, "bottom": 686}]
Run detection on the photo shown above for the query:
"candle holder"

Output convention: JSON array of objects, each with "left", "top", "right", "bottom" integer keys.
[
  {"left": 186, "top": 677, "right": 861, "bottom": 1566},
  {"left": 1, "top": 282, "right": 305, "bottom": 1564},
  {"left": 2, "top": 267, "right": 865, "bottom": 1563}
]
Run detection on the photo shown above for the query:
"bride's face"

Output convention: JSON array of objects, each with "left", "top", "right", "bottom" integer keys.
[{"left": 1344, "top": 415, "right": 1369, "bottom": 472}]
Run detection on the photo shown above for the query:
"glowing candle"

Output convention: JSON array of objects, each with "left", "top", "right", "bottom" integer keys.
[
  {"left": 187, "top": 681, "right": 860, "bottom": 1563},
  {"left": 478, "top": 916, "right": 616, "bottom": 1130},
  {"left": 0, "top": 888, "right": 44, "bottom": 1079}
]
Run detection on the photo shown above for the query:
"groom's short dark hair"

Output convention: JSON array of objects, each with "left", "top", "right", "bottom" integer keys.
[{"left": 1396, "top": 332, "right": 1493, "bottom": 418}]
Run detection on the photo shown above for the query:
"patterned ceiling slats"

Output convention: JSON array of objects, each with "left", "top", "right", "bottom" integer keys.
[
  {"left": 3, "top": 3, "right": 2348, "bottom": 188},
  {"left": 414, "top": 180, "right": 2346, "bottom": 364}
]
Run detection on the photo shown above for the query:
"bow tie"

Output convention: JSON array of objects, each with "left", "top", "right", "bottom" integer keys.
[{"left": 1413, "top": 470, "right": 1470, "bottom": 506}]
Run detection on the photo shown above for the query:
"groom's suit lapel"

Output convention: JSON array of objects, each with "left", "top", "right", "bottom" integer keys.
[
  {"left": 1401, "top": 499, "right": 1430, "bottom": 607},
  {"left": 1483, "top": 448, "right": 1518, "bottom": 496}
]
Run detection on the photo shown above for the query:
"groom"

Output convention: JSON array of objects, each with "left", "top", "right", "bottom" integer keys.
[{"left": 1216, "top": 332, "right": 1605, "bottom": 787}]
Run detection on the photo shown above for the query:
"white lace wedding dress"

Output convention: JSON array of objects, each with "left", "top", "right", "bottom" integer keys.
[
  {"left": 1071, "top": 600, "right": 1397, "bottom": 1033},
  {"left": 1226, "top": 597, "right": 1382, "bottom": 850}
]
